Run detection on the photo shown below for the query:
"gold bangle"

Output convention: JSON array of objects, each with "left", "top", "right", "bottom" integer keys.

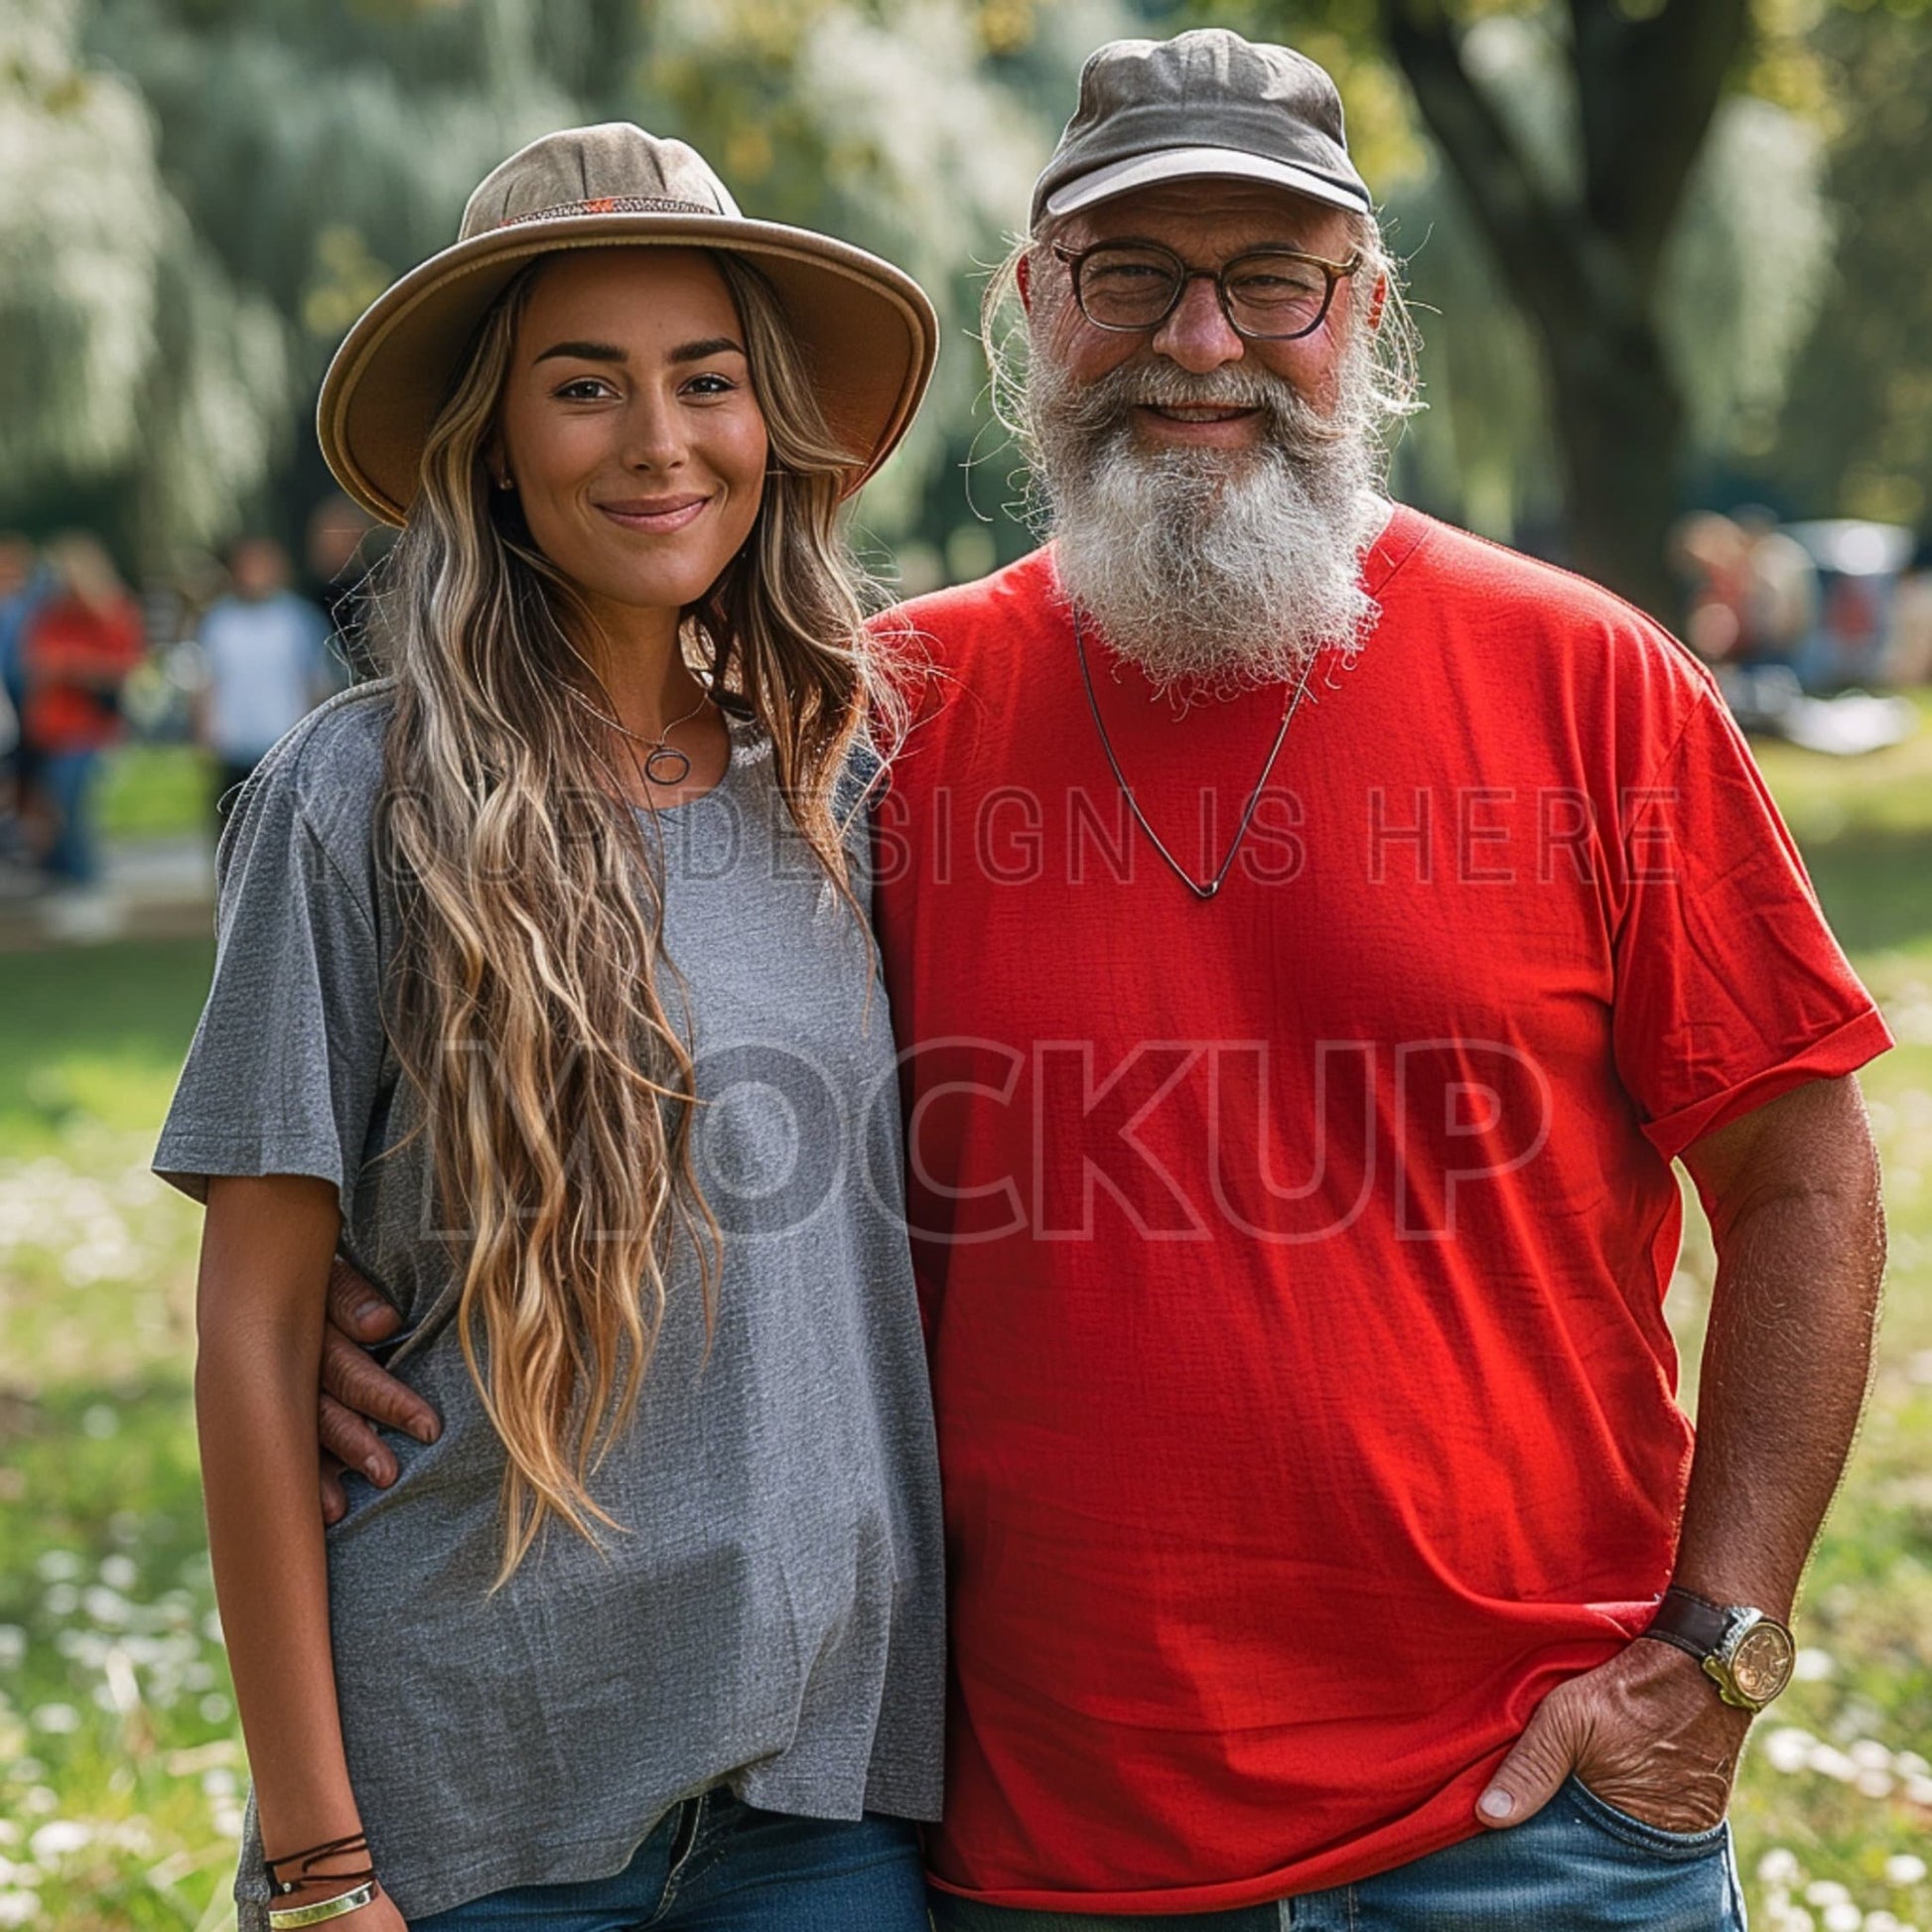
[{"left": 267, "top": 1880, "right": 378, "bottom": 1928}]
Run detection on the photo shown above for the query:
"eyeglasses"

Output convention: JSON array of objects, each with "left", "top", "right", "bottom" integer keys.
[{"left": 1050, "top": 238, "right": 1363, "bottom": 343}]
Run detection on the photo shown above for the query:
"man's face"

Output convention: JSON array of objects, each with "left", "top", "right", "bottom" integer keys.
[
  {"left": 1031, "top": 179, "right": 1364, "bottom": 452},
  {"left": 1018, "top": 177, "right": 1388, "bottom": 696}
]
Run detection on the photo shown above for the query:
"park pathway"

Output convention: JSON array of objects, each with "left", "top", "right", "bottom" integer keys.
[{"left": 0, "top": 836, "right": 213, "bottom": 952}]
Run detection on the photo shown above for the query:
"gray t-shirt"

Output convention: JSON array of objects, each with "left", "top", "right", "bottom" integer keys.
[{"left": 154, "top": 684, "right": 944, "bottom": 1925}]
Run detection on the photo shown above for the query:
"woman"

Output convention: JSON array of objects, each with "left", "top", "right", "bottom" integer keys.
[{"left": 155, "top": 125, "right": 944, "bottom": 1932}]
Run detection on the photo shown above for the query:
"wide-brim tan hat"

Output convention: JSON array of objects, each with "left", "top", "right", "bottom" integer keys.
[{"left": 319, "top": 123, "right": 939, "bottom": 526}]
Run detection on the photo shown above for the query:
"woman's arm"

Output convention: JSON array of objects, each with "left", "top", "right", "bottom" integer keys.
[{"left": 196, "top": 1173, "right": 406, "bottom": 1927}]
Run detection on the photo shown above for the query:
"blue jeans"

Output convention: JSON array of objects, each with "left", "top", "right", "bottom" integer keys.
[
  {"left": 40, "top": 749, "right": 101, "bottom": 885},
  {"left": 928, "top": 1778, "right": 1745, "bottom": 1930},
  {"left": 410, "top": 1791, "right": 928, "bottom": 1930}
]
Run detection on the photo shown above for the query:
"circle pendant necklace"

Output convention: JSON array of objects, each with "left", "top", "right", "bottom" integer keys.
[
  {"left": 569, "top": 682, "right": 716, "bottom": 786},
  {"left": 1073, "top": 610, "right": 1315, "bottom": 900}
]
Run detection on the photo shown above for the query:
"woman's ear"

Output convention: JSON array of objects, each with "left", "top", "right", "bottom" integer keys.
[
  {"left": 1016, "top": 250, "right": 1034, "bottom": 316},
  {"left": 1367, "top": 273, "right": 1388, "bottom": 334}
]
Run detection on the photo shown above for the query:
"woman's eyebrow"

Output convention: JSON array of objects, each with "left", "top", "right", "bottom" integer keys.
[
  {"left": 533, "top": 340, "right": 627, "bottom": 365},
  {"left": 530, "top": 336, "right": 746, "bottom": 367}
]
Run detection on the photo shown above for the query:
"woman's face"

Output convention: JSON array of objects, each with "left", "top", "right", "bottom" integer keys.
[{"left": 493, "top": 248, "right": 768, "bottom": 623}]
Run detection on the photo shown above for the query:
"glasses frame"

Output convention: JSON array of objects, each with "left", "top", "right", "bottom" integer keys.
[{"left": 1049, "top": 237, "right": 1364, "bottom": 344}]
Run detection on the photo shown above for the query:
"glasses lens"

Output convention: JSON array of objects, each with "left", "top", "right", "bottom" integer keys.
[
  {"left": 1224, "top": 254, "right": 1331, "bottom": 337},
  {"left": 1076, "top": 246, "right": 1182, "bottom": 328}
]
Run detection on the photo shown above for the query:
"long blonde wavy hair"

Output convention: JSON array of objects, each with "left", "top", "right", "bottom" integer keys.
[{"left": 364, "top": 247, "right": 896, "bottom": 1584}]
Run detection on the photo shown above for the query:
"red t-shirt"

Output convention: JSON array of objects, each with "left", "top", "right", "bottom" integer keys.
[
  {"left": 23, "top": 593, "right": 145, "bottom": 752},
  {"left": 870, "top": 507, "right": 1889, "bottom": 1913}
]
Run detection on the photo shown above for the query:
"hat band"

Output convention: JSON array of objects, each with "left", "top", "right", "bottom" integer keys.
[{"left": 493, "top": 195, "right": 718, "bottom": 229}]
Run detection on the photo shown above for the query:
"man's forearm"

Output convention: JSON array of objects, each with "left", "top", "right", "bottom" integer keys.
[{"left": 1674, "top": 1131, "right": 1885, "bottom": 1618}]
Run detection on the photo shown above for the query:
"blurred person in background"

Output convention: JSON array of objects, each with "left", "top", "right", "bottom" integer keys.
[
  {"left": 0, "top": 532, "right": 52, "bottom": 863},
  {"left": 194, "top": 535, "right": 336, "bottom": 832},
  {"left": 1670, "top": 510, "right": 1752, "bottom": 663},
  {"left": 1886, "top": 532, "right": 1932, "bottom": 686},
  {"left": 22, "top": 532, "right": 145, "bottom": 890},
  {"left": 306, "top": 492, "right": 381, "bottom": 683},
  {"left": 1733, "top": 505, "right": 1820, "bottom": 671}
]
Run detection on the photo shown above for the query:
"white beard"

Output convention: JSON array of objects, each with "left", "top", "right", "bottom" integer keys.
[{"left": 1026, "top": 337, "right": 1387, "bottom": 700}]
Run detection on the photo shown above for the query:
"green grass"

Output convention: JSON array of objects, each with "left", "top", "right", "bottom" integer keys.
[
  {"left": 2, "top": 730, "right": 1931, "bottom": 1930},
  {"left": 97, "top": 748, "right": 209, "bottom": 845}
]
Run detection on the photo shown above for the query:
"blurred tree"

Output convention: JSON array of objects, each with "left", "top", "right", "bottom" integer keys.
[
  {"left": 1372, "top": 0, "right": 1757, "bottom": 615},
  {"left": 1168, "top": 1, "right": 1845, "bottom": 604},
  {"left": 1764, "top": 4, "right": 1932, "bottom": 533},
  {"left": 0, "top": 0, "right": 289, "bottom": 558}
]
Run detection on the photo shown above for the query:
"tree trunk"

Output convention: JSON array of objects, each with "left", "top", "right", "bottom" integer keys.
[
  {"left": 1544, "top": 320, "right": 1685, "bottom": 618},
  {"left": 1367, "top": 0, "right": 1750, "bottom": 620}
]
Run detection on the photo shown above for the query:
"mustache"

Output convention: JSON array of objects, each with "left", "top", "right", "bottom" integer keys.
[{"left": 1050, "top": 359, "right": 1350, "bottom": 458}]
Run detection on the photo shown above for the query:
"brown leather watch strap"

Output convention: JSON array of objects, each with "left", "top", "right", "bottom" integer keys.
[{"left": 1643, "top": 1586, "right": 1735, "bottom": 1661}]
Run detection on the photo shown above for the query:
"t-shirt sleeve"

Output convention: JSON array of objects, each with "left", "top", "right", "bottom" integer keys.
[
  {"left": 1610, "top": 685, "right": 1891, "bottom": 1160},
  {"left": 153, "top": 748, "right": 387, "bottom": 1207}
]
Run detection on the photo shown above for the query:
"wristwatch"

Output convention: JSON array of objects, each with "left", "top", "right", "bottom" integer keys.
[{"left": 1643, "top": 1586, "right": 1796, "bottom": 1712}]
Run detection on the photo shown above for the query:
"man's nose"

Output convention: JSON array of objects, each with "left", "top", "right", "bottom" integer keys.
[{"left": 1149, "top": 275, "right": 1246, "bottom": 374}]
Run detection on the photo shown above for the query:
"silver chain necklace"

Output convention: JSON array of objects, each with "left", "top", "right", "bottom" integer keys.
[
  {"left": 1072, "top": 611, "right": 1315, "bottom": 900},
  {"left": 567, "top": 681, "right": 717, "bottom": 785}
]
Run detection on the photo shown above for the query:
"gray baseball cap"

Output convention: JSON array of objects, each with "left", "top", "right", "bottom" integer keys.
[{"left": 1031, "top": 29, "right": 1372, "bottom": 233}]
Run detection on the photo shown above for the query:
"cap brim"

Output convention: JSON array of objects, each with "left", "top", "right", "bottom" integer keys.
[
  {"left": 318, "top": 214, "right": 938, "bottom": 527},
  {"left": 1042, "top": 146, "right": 1371, "bottom": 222}
]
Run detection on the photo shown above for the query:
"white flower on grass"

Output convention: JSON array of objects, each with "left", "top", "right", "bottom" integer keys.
[
  {"left": 0, "top": 1892, "right": 41, "bottom": 1927},
  {"left": 1794, "top": 1646, "right": 1838, "bottom": 1682},
  {"left": 1810, "top": 1884, "right": 1855, "bottom": 1908},
  {"left": 1761, "top": 1849, "right": 1805, "bottom": 1884},
  {"left": 1765, "top": 1727, "right": 1818, "bottom": 1772},
  {"left": 25, "top": 1707, "right": 77, "bottom": 1736},
  {"left": 1886, "top": 1856, "right": 1929, "bottom": 1886},
  {"left": 25, "top": 1823, "right": 88, "bottom": 1863},
  {"left": 97, "top": 1556, "right": 137, "bottom": 1591},
  {"left": 0, "top": 1630, "right": 24, "bottom": 1672},
  {"left": 198, "top": 1693, "right": 230, "bottom": 1725},
  {"left": 80, "top": 1587, "right": 129, "bottom": 1629},
  {"left": 31, "top": 1554, "right": 78, "bottom": 1586},
  {"left": 1822, "top": 1903, "right": 1864, "bottom": 1932}
]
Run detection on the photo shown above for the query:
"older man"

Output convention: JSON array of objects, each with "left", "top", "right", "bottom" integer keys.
[
  {"left": 315, "top": 30, "right": 1887, "bottom": 1930},
  {"left": 871, "top": 29, "right": 1885, "bottom": 1931}
]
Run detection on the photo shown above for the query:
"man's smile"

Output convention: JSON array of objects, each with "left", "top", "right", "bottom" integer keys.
[{"left": 1132, "top": 401, "right": 1264, "bottom": 445}]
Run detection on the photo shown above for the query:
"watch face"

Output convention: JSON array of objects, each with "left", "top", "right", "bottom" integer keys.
[{"left": 1729, "top": 1621, "right": 1796, "bottom": 1705}]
